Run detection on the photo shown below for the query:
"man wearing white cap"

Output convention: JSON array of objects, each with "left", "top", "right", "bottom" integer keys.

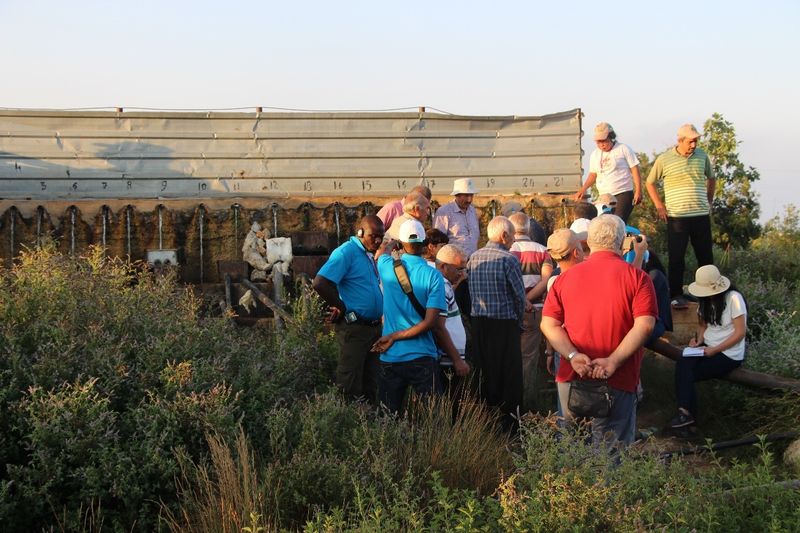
[
  {"left": 433, "top": 178, "right": 480, "bottom": 258},
  {"left": 569, "top": 218, "right": 592, "bottom": 256},
  {"left": 574, "top": 122, "right": 642, "bottom": 223},
  {"left": 372, "top": 219, "right": 468, "bottom": 413},
  {"left": 646, "top": 124, "right": 716, "bottom": 308}
]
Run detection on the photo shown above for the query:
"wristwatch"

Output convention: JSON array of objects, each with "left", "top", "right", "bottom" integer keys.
[{"left": 566, "top": 350, "right": 578, "bottom": 361}]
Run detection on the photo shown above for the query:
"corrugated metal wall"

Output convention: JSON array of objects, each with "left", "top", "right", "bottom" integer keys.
[{"left": 0, "top": 108, "right": 582, "bottom": 200}]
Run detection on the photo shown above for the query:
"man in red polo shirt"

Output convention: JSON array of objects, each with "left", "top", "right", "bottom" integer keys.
[{"left": 542, "top": 214, "right": 657, "bottom": 446}]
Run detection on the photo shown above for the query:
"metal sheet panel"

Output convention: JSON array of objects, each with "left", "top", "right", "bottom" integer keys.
[{"left": 0, "top": 109, "right": 582, "bottom": 199}]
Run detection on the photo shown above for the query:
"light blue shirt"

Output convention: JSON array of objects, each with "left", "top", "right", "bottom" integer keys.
[
  {"left": 317, "top": 236, "right": 383, "bottom": 321},
  {"left": 377, "top": 253, "right": 446, "bottom": 363}
]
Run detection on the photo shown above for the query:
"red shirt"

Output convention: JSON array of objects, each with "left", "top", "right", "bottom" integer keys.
[{"left": 543, "top": 251, "right": 657, "bottom": 392}]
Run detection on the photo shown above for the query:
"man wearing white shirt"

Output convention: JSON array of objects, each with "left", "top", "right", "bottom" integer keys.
[{"left": 573, "top": 122, "right": 642, "bottom": 222}]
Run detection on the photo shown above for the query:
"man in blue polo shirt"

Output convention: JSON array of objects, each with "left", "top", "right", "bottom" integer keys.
[
  {"left": 372, "top": 219, "right": 468, "bottom": 413},
  {"left": 313, "top": 215, "right": 385, "bottom": 402}
]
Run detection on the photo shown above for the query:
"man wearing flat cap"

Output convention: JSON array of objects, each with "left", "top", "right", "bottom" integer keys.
[{"left": 646, "top": 124, "right": 716, "bottom": 308}]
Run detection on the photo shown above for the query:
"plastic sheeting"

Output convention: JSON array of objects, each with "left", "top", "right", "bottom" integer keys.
[{"left": 0, "top": 108, "right": 582, "bottom": 199}]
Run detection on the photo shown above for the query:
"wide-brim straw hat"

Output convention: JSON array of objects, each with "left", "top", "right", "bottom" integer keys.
[{"left": 688, "top": 265, "right": 731, "bottom": 297}]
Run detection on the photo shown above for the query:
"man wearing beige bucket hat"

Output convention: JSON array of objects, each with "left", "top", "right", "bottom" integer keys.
[
  {"left": 670, "top": 265, "right": 747, "bottom": 429},
  {"left": 434, "top": 178, "right": 480, "bottom": 258},
  {"left": 646, "top": 124, "right": 716, "bottom": 308}
]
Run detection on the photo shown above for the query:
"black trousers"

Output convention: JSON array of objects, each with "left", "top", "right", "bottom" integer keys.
[
  {"left": 472, "top": 317, "right": 522, "bottom": 427},
  {"left": 667, "top": 215, "right": 714, "bottom": 298},
  {"left": 675, "top": 352, "right": 741, "bottom": 416},
  {"left": 613, "top": 190, "right": 635, "bottom": 223}
]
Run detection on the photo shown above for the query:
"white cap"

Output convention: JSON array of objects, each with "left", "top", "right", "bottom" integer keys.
[
  {"left": 594, "top": 122, "right": 614, "bottom": 141},
  {"left": 451, "top": 177, "right": 479, "bottom": 195},
  {"left": 399, "top": 219, "right": 426, "bottom": 243},
  {"left": 569, "top": 218, "right": 591, "bottom": 240},
  {"left": 677, "top": 123, "right": 701, "bottom": 140}
]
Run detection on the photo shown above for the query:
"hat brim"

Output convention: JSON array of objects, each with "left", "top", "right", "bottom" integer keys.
[
  {"left": 687, "top": 276, "right": 730, "bottom": 297},
  {"left": 573, "top": 231, "right": 588, "bottom": 242},
  {"left": 451, "top": 188, "right": 478, "bottom": 196}
]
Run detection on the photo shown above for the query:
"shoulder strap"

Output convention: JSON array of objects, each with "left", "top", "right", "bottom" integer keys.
[{"left": 393, "top": 259, "right": 427, "bottom": 319}]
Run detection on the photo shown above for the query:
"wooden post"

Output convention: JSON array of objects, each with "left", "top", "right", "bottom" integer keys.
[{"left": 240, "top": 278, "right": 292, "bottom": 325}]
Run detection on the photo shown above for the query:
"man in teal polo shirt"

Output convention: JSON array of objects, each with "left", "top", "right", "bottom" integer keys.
[
  {"left": 313, "top": 215, "right": 385, "bottom": 401},
  {"left": 646, "top": 123, "right": 716, "bottom": 307},
  {"left": 372, "top": 219, "right": 469, "bottom": 413}
]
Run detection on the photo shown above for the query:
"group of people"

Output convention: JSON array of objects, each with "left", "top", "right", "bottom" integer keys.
[{"left": 312, "top": 122, "right": 748, "bottom": 446}]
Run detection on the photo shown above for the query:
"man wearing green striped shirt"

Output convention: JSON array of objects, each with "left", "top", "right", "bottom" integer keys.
[{"left": 646, "top": 124, "right": 716, "bottom": 307}]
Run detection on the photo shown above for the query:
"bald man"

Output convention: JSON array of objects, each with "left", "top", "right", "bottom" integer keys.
[
  {"left": 377, "top": 185, "right": 432, "bottom": 230},
  {"left": 314, "top": 215, "right": 385, "bottom": 401}
]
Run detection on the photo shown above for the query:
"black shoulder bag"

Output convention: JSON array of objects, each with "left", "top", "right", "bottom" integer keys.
[
  {"left": 393, "top": 259, "right": 426, "bottom": 319},
  {"left": 568, "top": 379, "right": 612, "bottom": 419}
]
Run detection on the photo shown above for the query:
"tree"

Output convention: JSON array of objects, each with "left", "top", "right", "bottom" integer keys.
[{"left": 700, "top": 113, "right": 761, "bottom": 248}]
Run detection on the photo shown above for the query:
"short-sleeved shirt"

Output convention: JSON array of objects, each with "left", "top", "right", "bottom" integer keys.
[
  {"left": 543, "top": 251, "right": 658, "bottom": 392},
  {"left": 703, "top": 290, "right": 747, "bottom": 361},
  {"left": 467, "top": 241, "right": 526, "bottom": 324},
  {"left": 376, "top": 199, "right": 404, "bottom": 230},
  {"left": 510, "top": 236, "right": 554, "bottom": 306},
  {"left": 317, "top": 236, "right": 383, "bottom": 321},
  {"left": 588, "top": 142, "right": 640, "bottom": 196},
  {"left": 646, "top": 147, "right": 714, "bottom": 218},
  {"left": 439, "top": 277, "right": 466, "bottom": 362},
  {"left": 386, "top": 213, "right": 415, "bottom": 241},
  {"left": 377, "top": 253, "right": 446, "bottom": 363},
  {"left": 433, "top": 201, "right": 480, "bottom": 257}
]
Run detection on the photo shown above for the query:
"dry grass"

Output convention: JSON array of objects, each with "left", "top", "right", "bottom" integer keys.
[
  {"left": 161, "top": 429, "right": 272, "bottom": 533},
  {"left": 401, "top": 391, "right": 513, "bottom": 494}
]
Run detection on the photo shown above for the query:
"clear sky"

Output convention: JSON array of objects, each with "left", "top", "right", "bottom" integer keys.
[{"left": 1, "top": 0, "right": 797, "bottom": 221}]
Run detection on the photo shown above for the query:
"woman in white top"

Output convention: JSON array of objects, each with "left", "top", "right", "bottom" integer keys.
[
  {"left": 670, "top": 265, "right": 747, "bottom": 429},
  {"left": 573, "top": 122, "right": 642, "bottom": 223}
]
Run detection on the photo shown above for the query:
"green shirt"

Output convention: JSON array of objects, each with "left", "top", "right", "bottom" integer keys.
[{"left": 647, "top": 147, "right": 714, "bottom": 217}]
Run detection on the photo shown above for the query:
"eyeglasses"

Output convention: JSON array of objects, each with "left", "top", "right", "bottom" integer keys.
[{"left": 437, "top": 260, "right": 467, "bottom": 272}]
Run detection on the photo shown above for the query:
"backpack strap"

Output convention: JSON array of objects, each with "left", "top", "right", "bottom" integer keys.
[{"left": 393, "top": 259, "right": 427, "bottom": 319}]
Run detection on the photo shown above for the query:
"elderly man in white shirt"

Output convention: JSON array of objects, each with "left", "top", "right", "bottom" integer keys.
[{"left": 573, "top": 122, "right": 642, "bottom": 223}]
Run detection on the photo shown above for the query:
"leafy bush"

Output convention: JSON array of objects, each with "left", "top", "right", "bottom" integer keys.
[
  {"left": 0, "top": 246, "right": 336, "bottom": 530},
  {"left": 305, "top": 416, "right": 800, "bottom": 532},
  {"left": 169, "top": 391, "right": 513, "bottom": 530}
]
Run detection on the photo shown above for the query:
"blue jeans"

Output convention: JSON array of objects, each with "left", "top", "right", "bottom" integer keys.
[
  {"left": 378, "top": 357, "right": 441, "bottom": 413},
  {"left": 557, "top": 382, "right": 638, "bottom": 446}
]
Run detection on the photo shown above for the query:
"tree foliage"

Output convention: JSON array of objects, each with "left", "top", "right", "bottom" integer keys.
[{"left": 700, "top": 113, "right": 761, "bottom": 248}]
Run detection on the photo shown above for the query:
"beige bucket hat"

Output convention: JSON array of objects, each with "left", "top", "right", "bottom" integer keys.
[{"left": 688, "top": 265, "right": 731, "bottom": 297}]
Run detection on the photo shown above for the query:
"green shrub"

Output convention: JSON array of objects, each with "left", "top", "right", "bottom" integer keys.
[{"left": 0, "top": 246, "right": 336, "bottom": 531}]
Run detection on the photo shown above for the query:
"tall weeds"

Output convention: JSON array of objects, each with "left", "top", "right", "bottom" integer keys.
[{"left": 162, "top": 429, "right": 270, "bottom": 533}]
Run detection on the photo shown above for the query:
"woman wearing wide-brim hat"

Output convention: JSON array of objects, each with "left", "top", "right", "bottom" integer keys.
[{"left": 669, "top": 265, "right": 748, "bottom": 429}]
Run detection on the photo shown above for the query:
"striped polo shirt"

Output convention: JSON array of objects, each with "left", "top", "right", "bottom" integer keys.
[{"left": 647, "top": 147, "right": 714, "bottom": 217}]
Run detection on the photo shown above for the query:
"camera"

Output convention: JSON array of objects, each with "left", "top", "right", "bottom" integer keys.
[{"left": 622, "top": 234, "right": 643, "bottom": 252}]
